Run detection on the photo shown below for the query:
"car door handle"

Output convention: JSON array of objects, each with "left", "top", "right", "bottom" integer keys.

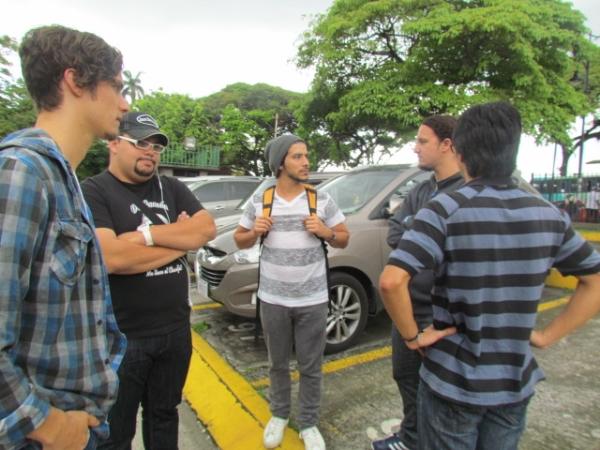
[{"left": 214, "top": 205, "right": 225, "bottom": 210}]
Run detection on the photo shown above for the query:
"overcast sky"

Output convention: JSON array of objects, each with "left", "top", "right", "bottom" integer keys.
[{"left": 3, "top": 0, "right": 600, "bottom": 177}]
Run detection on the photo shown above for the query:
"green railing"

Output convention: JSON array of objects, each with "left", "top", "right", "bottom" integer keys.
[{"left": 160, "top": 144, "right": 220, "bottom": 169}]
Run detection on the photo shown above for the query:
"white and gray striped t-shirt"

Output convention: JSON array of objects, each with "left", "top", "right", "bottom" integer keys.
[{"left": 239, "top": 189, "right": 345, "bottom": 307}]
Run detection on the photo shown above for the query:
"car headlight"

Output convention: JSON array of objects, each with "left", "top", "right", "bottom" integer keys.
[{"left": 233, "top": 244, "right": 260, "bottom": 264}]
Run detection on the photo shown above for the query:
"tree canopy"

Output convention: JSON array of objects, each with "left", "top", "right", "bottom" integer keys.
[
  {"left": 297, "top": 0, "right": 597, "bottom": 170},
  {"left": 205, "top": 83, "right": 303, "bottom": 175},
  {"left": 0, "top": 36, "right": 36, "bottom": 139},
  {"left": 132, "top": 84, "right": 304, "bottom": 175}
]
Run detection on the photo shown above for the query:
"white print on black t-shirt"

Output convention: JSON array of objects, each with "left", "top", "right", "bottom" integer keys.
[
  {"left": 145, "top": 263, "right": 184, "bottom": 278},
  {"left": 143, "top": 199, "right": 169, "bottom": 210}
]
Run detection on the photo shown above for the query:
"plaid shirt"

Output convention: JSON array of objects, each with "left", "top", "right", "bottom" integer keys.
[{"left": 0, "top": 129, "right": 126, "bottom": 449}]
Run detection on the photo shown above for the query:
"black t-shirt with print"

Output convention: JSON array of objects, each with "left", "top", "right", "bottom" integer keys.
[{"left": 82, "top": 170, "right": 202, "bottom": 338}]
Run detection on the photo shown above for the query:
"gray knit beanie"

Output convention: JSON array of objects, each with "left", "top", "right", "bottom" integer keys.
[{"left": 265, "top": 134, "right": 304, "bottom": 176}]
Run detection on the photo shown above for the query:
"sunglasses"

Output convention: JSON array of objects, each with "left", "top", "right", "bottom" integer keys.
[{"left": 118, "top": 135, "right": 166, "bottom": 153}]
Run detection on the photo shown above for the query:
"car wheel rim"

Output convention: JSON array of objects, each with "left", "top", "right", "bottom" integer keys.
[{"left": 326, "top": 283, "right": 362, "bottom": 345}]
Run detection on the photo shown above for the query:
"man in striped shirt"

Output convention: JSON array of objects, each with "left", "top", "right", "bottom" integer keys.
[
  {"left": 379, "top": 101, "right": 600, "bottom": 450},
  {"left": 234, "top": 134, "right": 349, "bottom": 450}
]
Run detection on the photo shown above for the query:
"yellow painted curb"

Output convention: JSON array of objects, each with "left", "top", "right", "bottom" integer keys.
[
  {"left": 544, "top": 230, "right": 599, "bottom": 289},
  {"left": 183, "top": 331, "right": 304, "bottom": 449},
  {"left": 545, "top": 269, "right": 577, "bottom": 290},
  {"left": 577, "top": 230, "right": 600, "bottom": 242},
  {"left": 192, "top": 302, "right": 223, "bottom": 311}
]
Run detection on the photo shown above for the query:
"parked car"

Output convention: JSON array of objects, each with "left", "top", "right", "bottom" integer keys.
[
  {"left": 180, "top": 176, "right": 261, "bottom": 218},
  {"left": 195, "top": 165, "right": 429, "bottom": 353},
  {"left": 196, "top": 165, "right": 541, "bottom": 353}
]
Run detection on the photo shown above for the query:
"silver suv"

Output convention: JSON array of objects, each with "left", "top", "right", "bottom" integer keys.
[
  {"left": 181, "top": 176, "right": 261, "bottom": 218},
  {"left": 196, "top": 165, "right": 430, "bottom": 353}
]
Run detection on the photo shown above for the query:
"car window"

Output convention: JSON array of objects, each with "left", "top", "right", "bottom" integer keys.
[
  {"left": 387, "top": 170, "right": 432, "bottom": 210},
  {"left": 193, "top": 182, "right": 227, "bottom": 203},
  {"left": 230, "top": 181, "right": 259, "bottom": 201},
  {"left": 237, "top": 178, "right": 276, "bottom": 210},
  {"left": 319, "top": 170, "right": 398, "bottom": 214}
]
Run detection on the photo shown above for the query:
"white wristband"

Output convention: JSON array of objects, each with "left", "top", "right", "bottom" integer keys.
[{"left": 140, "top": 225, "right": 154, "bottom": 246}]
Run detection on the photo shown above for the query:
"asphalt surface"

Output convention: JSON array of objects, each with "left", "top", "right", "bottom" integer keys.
[
  {"left": 130, "top": 225, "right": 600, "bottom": 450},
  {"left": 129, "top": 284, "right": 599, "bottom": 450}
]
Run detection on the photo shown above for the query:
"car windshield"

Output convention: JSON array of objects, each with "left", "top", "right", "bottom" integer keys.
[{"left": 318, "top": 169, "right": 398, "bottom": 214}]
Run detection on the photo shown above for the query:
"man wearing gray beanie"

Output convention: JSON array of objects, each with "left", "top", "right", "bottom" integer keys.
[
  {"left": 234, "top": 134, "right": 350, "bottom": 450},
  {"left": 265, "top": 134, "right": 304, "bottom": 176}
]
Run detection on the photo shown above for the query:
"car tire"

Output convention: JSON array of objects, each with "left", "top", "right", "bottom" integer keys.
[{"left": 324, "top": 272, "right": 369, "bottom": 354}]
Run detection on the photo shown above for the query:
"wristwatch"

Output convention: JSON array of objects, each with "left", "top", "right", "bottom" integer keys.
[
  {"left": 326, "top": 231, "right": 336, "bottom": 243},
  {"left": 139, "top": 223, "right": 154, "bottom": 246}
]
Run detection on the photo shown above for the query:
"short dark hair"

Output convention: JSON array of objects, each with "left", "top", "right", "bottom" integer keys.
[
  {"left": 421, "top": 115, "right": 457, "bottom": 141},
  {"left": 19, "top": 25, "right": 123, "bottom": 111},
  {"left": 452, "top": 101, "right": 521, "bottom": 178}
]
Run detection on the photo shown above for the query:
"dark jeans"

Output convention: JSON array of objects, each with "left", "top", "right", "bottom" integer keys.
[
  {"left": 417, "top": 383, "right": 530, "bottom": 450},
  {"left": 391, "top": 326, "right": 423, "bottom": 450},
  {"left": 99, "top": 326, "right": 192, "bottom": 450}
]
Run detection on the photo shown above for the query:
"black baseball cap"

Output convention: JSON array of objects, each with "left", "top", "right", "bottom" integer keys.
[{"left": 119, "top": 112, "right": 169, "bottom": 146}]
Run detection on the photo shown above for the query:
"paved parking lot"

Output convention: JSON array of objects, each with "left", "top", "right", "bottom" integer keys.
[{"left": 158, "top": 284, "right": 600, "bottom": 450}]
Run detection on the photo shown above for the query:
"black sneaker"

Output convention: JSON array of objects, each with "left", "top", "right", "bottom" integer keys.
[{"left": 371, "top": 433, "right": 409, "bottom": 450}]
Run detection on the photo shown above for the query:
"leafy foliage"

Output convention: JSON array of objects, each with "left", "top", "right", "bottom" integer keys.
[
  {"left": 297, "top": 0, "right": 596, "bottom": 169},
  {"left": 77, "top": 140, "right": 109, "bottom": 181},
  {"left": 0, "top": 36, "right": 36, "bottom": 139},
  {"left": 135, "top": 91, "right": 220, "bottom": 147},
  {"left": 206, "top": 83, "right": 304, "bottom": 175}
]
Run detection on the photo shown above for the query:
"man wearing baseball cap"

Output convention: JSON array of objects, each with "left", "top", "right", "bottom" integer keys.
[{"left": 82, "top": 112, "right": 216, "bottom": 449}]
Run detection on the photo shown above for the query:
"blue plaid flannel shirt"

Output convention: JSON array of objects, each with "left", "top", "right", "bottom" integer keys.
[{"left": 0, "top": 129, "right": 126, "bottom": 449}]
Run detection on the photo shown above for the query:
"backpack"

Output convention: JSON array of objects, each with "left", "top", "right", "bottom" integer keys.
[{"left": 254, "top": 184, "right": 331, "bottom": 342}]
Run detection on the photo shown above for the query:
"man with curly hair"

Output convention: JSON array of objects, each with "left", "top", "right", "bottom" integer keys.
[{"left": 0, "top": 25, "right": 128, "bottom": 450}]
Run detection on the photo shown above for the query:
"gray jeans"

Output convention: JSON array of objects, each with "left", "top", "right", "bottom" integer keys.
[{"left": 260, "top": 301, "right": 328, "bottom": 430}]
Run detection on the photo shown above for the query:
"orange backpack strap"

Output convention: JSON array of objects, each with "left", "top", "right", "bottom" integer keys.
[
  {"left": 304, "top": 184, "right": 317, "bottom": 216},
  {"left": 262, "top": 185, "right": 275, "bottom": 218}
]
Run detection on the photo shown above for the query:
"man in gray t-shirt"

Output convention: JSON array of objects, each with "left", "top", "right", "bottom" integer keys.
[{"left": 234, "top": 134, "right": 349, "bottom": 450}]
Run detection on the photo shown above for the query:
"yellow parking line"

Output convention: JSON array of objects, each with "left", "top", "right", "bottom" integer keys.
[
  {"left": 183, "top": 294, "right": 570, "bottom": 447},
  {"left": 252, "top": 346, "right": 393, "bottom": 389},
  {"left": 578, "top": 230, "right": 600, "bottom": 242},
  {"left": 192, "top": 302, "right": 222, "bottom": 311},
  {"left": 183, "top": 331, "right": 304, "bottom": 449},
  {"left": 537, "top": 296, "right": 570, "bottom": 312}
]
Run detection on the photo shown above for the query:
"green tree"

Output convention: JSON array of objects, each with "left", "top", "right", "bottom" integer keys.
[
  {"left": 203, "top": 83, "right": 304, "bottom": 174},
  {"left": 219, "top": 105, "right": 270, "bottom": 175},
  {"left": 1, "top": 35, "right": 17, "bottom": 84},
  {"left": 77, "top": 139, "right": 109, "bottom": 180},
  {"left": 135, "top": 91, "right": 220, "bottom": 146},
  {"left": 0, "top": 36, "right": 36, "bottom": 139},
  {"left": 297, "top": 0, "right": 595, "bottom": 169},
  {"left": 203, "top": 82, "right": 302, "bottom": 133},
  {"left": 122, "top": 70, "right": 145, "bottom": 105}
]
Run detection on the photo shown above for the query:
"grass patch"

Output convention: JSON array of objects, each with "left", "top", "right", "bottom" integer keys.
[{"left": 192, "top": 321, "right": 210, "bottom": 334}]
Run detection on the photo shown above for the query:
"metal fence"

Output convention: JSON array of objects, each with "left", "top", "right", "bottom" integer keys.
[
  {"left": 160, "top": 144, "right": 220, "bottom": 169},
  {"left": 531, "top": 174, "right": 600, "bottom": 222}
]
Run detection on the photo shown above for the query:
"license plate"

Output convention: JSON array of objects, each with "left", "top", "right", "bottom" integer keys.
[{"left": 197, "top": 278, "right": 209, "bottom": 299}]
